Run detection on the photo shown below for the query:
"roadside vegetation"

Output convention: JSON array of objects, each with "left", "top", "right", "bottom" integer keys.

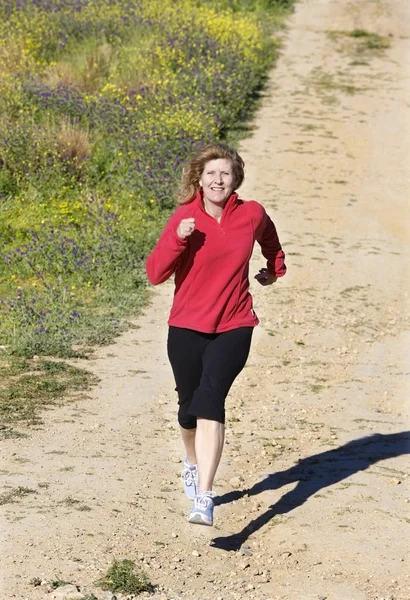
[{"left": 0, "top": 0, "right": 293, "bottom": 431}]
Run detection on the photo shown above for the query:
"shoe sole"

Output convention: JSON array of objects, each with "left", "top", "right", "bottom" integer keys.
[{"left": 189, "top": 512, "right": 213, "bottom": 526}]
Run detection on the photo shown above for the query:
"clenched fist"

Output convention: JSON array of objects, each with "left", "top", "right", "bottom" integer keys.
[
  {"left": 254, "top": 268, "right": 277, "bottom": 286},
  {"left": 177, "top": 218, "right": 196, "bottom": 240}
]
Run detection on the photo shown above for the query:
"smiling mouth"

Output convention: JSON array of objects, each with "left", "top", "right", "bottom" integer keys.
[{"left": 211, "top": 187, "right": 224, "bottom": 191}]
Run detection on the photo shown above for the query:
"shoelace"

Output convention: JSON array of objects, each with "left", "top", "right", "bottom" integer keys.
[
  {"left": 195, "top": 491, "right": 216, "bottom": 508},
  {"left": 181, "top": 466, "right": 197, "bottom": 486}
]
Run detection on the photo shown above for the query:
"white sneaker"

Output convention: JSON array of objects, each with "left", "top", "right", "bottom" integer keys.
[
  {"left": 188, "top": 491, "right": 216, "bottom": 526},
  {"left": 181, "top": 459, "right": 198, "bottom": 500}
]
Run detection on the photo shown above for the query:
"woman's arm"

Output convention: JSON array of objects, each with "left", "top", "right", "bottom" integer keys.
[
  {"left": 145, "top": 211, "right": 189, "bottom": 285},
  {"left": 255, "top": 207, "right": 286, "bottom": 278}
]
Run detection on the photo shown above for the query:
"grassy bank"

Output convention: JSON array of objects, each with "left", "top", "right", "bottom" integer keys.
[{"left": 0, "top": 0, "right": 293, "bottom": 430}]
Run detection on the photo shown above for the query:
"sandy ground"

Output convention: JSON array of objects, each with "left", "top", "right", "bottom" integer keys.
[{"left": 1, "top": 0, "right": 410, "bottom": 599}]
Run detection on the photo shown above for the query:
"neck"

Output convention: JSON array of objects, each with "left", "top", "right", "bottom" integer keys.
[{"left": 203, "top": 197, "right": 225, "bottom": 221}]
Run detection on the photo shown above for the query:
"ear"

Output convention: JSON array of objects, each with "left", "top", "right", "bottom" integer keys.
[{"left": 199, "top": 178, "right": 203, "bottom": 188}]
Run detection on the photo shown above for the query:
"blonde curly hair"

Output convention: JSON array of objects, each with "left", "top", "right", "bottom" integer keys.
[{"left": 175, "top": 142, "right": 245, "bottom": 204}]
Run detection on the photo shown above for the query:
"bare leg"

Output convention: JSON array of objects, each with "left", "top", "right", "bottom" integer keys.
[
  {"left": 180, "top": 426, "right": 197, "bottom": 465},
  {"left": 195, "top": 418, "right": 225, "bottom": 492}
]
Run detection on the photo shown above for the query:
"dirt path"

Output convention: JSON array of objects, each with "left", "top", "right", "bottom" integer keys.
[{"left": 1, "top": 0, "right": 409, "bottom": 599}]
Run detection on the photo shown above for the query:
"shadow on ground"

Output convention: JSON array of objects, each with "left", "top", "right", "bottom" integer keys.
[{"left": 212, "top": 432, "right": 410, "bottom": 551}]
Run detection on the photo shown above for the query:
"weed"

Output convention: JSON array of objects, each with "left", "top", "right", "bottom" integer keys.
[
  {"left": 309, "top": 384, "right": 324, "bottom": 393},
  {"left": 0, "top": 425, "right": 26, "bottom": 439},
  {"left": 57, "top": 119, "right": 92, "bottom": 168},
  {"left": 349, "top": 29, "right": 391, "bottom": 50},
  {"left": 50, "top": 580, "right": 75, "bottom": 590},
  {"left": 310, "top": 69, "right": 364, "bottom": 96},
  {"left": 63, "top": 496, "right": 81, "bottom": 506},
  {"left": 0, "top": 486, "right": 36, "bottom": 505},
  {"left": 0, "top": 358, "right": 98, "bottom": 427},
  {"left": 340, "top": 285, "right": 368, "bottom": 297},
  {"left": 96, "top": 558, "right": 152, "bottom": 595},
  {"left": 328, "top": 28, "right": 390, "bottom": 58}
]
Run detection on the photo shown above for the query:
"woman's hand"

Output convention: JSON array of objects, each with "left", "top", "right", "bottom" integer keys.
[
  {"left": 177, "top": 218, "right": 196, "bottom": 239},
  {"left": 254, "top": 268, "right": 277, "bottom": 286}
]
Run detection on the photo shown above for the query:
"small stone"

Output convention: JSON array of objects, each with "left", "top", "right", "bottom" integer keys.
[
  {"left": 229, "top": 476, "right": 244, "bottom": 489},
  {"left": 192, "top": 550, "right": 201, "bottom": 557},
  {"left": 239, "top": 561, "right": 250, "bottom": 570},
  {"left": 50, "top": 585, "right": 83, "bottom": 600}
]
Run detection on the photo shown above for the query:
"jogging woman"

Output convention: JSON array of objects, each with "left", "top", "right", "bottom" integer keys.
[{"left": 146, "top": 142, "right": 286, "bottom": 526}]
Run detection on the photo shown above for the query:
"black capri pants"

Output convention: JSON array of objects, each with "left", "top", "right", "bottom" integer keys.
[{"left": 167, "top": 326, "right": 253, "bottom": 429}]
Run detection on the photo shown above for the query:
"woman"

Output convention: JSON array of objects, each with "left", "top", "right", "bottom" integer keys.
[{"left": 146, "top": 142, "right": 286, "bottom": 526}]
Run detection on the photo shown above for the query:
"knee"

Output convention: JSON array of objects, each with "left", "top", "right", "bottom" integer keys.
[{"left": 178, "top": 405, "right": 197, "bottom": 429}]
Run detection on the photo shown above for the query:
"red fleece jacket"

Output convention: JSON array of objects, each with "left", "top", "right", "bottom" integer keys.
[{"left": 146, "top": 191, "right": 286, "bottom": 333}]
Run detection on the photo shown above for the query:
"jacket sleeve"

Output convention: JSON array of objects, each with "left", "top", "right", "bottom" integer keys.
[
  {"left": 255, "top": 207, "right": 287, "bottom": 277},
  {"left": 146, "top": 210, "right": 188, "bottom": 285}
]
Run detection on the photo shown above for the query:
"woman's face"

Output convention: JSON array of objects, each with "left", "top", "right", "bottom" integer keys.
[{"left": 200, "top": 158, "right": 235, "bottom": 206}]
